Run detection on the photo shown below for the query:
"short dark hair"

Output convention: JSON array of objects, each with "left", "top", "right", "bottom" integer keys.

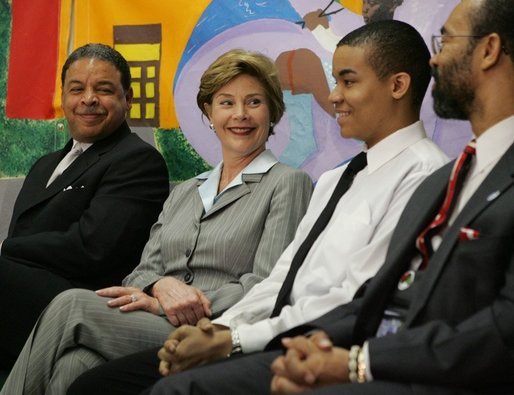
[
  {"left": 61, "top": 43, "right": 131, "bottom": 91},
  {"left": 469, "top": 0, "right": 514, "bottom": 63},
  {"left": 337, "top": 20, "right": 431, "bottom": 110}
]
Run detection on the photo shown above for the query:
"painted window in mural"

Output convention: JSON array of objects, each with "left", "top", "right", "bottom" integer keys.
[{"left": 114, "top": 24, "right": 161, "bottom": 127}]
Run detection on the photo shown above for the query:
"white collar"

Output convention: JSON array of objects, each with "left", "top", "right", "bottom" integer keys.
[{"left": 364, "top": 120, "right": 427, "bottom": 174}]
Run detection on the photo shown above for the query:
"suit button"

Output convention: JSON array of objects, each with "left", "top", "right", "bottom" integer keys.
[
  {"left": 184, "top": 272, "right": 194, "bottom": 284},
  {"left": 185, "top": 248, "right": 192, "bottom": 258}
]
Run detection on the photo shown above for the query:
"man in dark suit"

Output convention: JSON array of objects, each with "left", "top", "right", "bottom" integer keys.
[
  {"left": 145, "top": 0, "right": 514, "bottom": 393},
  {"left": 0, "top": 43, "right": 169, "bottom": 370}
]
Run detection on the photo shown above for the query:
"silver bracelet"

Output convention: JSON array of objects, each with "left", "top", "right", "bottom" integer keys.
[
  {"left": 357, "top": 348, "right": 367, "bottom": 383},
  {"left": 348, "top": 345, "right": 361, "bottom": 383}
]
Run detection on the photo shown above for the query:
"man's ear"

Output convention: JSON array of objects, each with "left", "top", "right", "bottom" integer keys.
[
  {"left": 481, "top": 33, "right": 504, "bottom": 71},
  {"left": 390, "top": 72, "right": 411, "bottom": 100},
  {"left": 125, "top": 86, "right": 134, "bottom": 110}
]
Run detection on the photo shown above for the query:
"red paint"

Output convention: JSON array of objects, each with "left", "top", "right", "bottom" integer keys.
[{"left": 6, "top": 0, "right": 61, "bottom": 119}]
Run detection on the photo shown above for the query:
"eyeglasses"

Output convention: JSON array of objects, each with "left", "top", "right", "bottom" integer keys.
[{"left": 431, "top": 34, "right": 485, "bottom": 54}]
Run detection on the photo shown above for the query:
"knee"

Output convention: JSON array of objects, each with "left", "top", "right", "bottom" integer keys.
[
  {"left": 53, "top": 288, "right": 98, "bottom": 305},
  {"left": 45, "top": 288, "right": 98, "bottom": 318}
]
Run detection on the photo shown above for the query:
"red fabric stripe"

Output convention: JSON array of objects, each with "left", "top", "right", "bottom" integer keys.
[{"left": 6, "top": 0, "right": 60, "bottom": 119}]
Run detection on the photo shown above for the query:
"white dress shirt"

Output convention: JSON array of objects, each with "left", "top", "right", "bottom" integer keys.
[
  {"left": 452, "top": 115, "right": 514, "bottom": 220},
  {"left": 213, "top": 121, "right": 449, "bottom": 353}
]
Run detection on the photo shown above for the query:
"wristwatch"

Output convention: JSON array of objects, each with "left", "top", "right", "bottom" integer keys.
[{"left": 230, "top": 328, "right": 242, "bottom": 355}]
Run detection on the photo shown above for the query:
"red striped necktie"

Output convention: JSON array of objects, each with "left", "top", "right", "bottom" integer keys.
[{"left": 416, "top": 140, "right": 476, "bottom": 270}]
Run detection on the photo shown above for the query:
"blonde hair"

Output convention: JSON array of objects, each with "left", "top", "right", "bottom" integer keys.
[{"left": 196, "top": 49, "right": 285, "bottom": 135}]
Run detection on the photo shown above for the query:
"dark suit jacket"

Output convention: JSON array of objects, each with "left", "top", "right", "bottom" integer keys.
[
  {"left": 0, "top": 121, "right": 169, "bottom": 367},
  {"left": 292, "top": 141, "right": 514, "bottom": 391}
]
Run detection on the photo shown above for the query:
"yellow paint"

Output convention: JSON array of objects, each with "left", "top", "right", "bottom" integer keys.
[
  {"left": 131, "top": 103, "right": 141, "bottom": 119},
  {"left": 115, "top": 44, "right": 160, "bottom": 62},
  {"left": 339, "top": 0, "right": 363, "bottom": 15},
  {"left": 146, "top": 103, "right": 155, "bottom": 119},
  {"left": 132, "top": 82, "right": 141, "bottom": 98},
  {"left": 131, "top": 66, "right": 142, "bottom": 78},
  {"left": 146, "top": 83, "right": 155, "bottom": 98},
  {"left": 147, "top": 66, "right": 155, "bottom": 78}
]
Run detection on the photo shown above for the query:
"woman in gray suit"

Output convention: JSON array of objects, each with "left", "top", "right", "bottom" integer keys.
[{"left": 1, "top": 49, "right": 312, "bottom": 395}]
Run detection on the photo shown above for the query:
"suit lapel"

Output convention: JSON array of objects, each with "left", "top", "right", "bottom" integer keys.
[
  {"left": 353, "top": 166, "right": 451, "bottom": 342},
  {"left": 405, "top": 143, "right": 514, "bottom": 326},
  {"left": 202, "top": 173, "right": 264, "bottom": 219},
  {"left": 13, "top": 122, "right": 130, "bottom": 216},
  {"left": 43, "top": 145, "right": 102, "bottom": 193}
]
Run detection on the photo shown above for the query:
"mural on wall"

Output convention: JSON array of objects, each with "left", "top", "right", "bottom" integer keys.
[{"left": 1, "top": 0, "right": 471, "bottom": 182}]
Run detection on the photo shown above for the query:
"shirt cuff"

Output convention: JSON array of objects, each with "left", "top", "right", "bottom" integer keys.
[
  {"left": 362, "top": 341, "right": 374, "bottom": 381},
  {"left": 237, "top": 321, "right": 274, "bottom": 353}
]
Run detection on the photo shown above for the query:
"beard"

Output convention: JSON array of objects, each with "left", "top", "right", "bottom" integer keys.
[{"left": 431, "top": 56, "right": 475, "bottom": 120}]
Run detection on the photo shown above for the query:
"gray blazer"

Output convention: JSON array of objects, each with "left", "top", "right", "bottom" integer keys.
[{"left": 124, "top": 162, "right": 313, "bottom": 316}]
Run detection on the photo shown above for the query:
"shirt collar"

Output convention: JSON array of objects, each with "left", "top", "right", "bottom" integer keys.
[
  {"left": 364, "top": 120, "right": 427, "bottom": 174},
  {"left": 197, "top": 149, "right": 278, "bottom": 212},
  {"left": 72, "top": 139, "right": 93, "bottom": 152},
  {"left": 473, "top": 115, "right": 514, "bottom": 173}
]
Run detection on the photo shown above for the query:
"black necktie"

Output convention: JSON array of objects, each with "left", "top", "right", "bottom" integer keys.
[{"left": 270, "top": 152, "right": 368, "bottom": 317}]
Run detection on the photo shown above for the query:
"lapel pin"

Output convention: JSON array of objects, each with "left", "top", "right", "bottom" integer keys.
[
  {"left": 398, "top": 269, "right": 416, "bottom": 291},
  {"left": 486, "top": 190, "right": 500, "bottom": 202}
]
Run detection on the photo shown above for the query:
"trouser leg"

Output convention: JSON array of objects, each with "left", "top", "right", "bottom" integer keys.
[
  {"left": 67, "top": 347, "right": 161, "bottom": 395},
  {"left": 0, "top": 288, "right": 174, "bottom": 395},
  {"left": 309, "top": 382, "right": 486, "bottom": 394},
  {"left": 47, "top": 347, "right": 105, "bottom": 395},
  {"left": 148, "top": 350, "right": 280, "bottom": 395},
  {"left": 0, "top": 257, "right": 73, "bottom": 369}
]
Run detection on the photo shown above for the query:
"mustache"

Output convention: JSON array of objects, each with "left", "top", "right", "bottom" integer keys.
[{"left": 75, "top": 109, "right": 107, "bottom": 115}]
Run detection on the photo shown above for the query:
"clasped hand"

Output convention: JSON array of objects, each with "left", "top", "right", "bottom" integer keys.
[
  {"left": 271, "top": 331, "right": 350, "bottom": 394},
  {"left": 157, "top": 318, "right": 232, "bottom": 376},
  {"left": 97, "top": 276, "right": 211, "bottom": 327}
]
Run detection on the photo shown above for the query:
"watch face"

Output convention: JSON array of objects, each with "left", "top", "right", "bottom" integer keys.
[{"left": 230, "top": 329, "right": 242, "bottom": 354}]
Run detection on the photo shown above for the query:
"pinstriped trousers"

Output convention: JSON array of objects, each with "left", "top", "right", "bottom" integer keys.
[{"left": 1, "top": 288, "right": 174, "bottom": 395}]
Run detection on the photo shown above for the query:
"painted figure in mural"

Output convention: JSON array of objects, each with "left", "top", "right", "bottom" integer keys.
[
  {"left": 63, "top": 20, "right": 450, "bottom": 395},
  {"left": 277, "top": 0, "right": 405, "bottom": 168},
  {"left": 0, "top": 49, "right": 313, "bottom": 395},
  {"left": 132, "top": 0, "right": 513, "bottom": 393},
  {"left": 0, "top": 43, "right": 170, "bottom": 370},
  {"left": 362, "top": 0, "right": 404, "bottom": 23}
]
